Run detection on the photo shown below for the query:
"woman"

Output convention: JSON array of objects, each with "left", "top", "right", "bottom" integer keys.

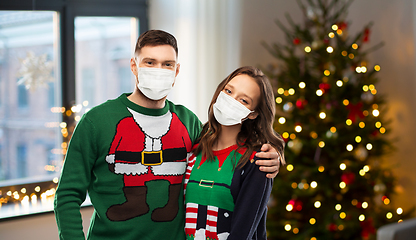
[{"left": 184, "top": 66, "right": 285, "bottom": 240}]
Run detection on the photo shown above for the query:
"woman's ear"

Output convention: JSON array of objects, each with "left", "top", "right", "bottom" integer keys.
[{"left": 247, "top": 111, "right": 259, "bottom": 120}]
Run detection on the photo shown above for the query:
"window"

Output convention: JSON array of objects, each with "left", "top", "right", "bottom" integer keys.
[
  {"left": 0, "top": 11, "right": 62, "bottom": 217},
  {"left": 0, "top": 143, "right": 3, "bottom": 180},
  {"left": 75, "top": 17, "right": 136, "bottom": 110},
  {"left": 119, "top": 67, "right": 134, "bottom": 93},
  {"left": 80, "top": 68, "right": 96, "bottom": 107},
  {"left": 17, "top": 82, "right": 29, "bottom": 109},
  {"left": 48, "top": 82, "right": 55, "bottom": 108},
  {"left": 0, "top": 0, "right": 148, "bottom": 219},
  {"left": 16, "top": 144, "right": 27, "bottom": 178},
  {"left": 0, "top": 11, "right": 61, "bottom": 180}
]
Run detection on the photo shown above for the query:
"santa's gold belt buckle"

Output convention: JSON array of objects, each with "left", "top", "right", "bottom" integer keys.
[
  {"left": 141, "top": 151, "right": 163, "bottom": 166},
  {"left": 199, "top": 179, "right": 214, "bottom": 188}
]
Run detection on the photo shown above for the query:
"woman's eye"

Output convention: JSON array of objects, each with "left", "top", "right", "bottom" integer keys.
[
  {"left": 241, "top": 99, "right": 248, "bottom": 104},
  {"left": 225, "top": 89, "right": 231, "bottom": 94}
]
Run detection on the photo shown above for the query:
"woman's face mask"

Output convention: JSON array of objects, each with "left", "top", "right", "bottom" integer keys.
[{"left": 213, "top": 91, "right": 254, "bottom": 126}]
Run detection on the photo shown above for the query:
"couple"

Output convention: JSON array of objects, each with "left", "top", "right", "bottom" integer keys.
[{"left": 54, "top": 30, "right": 285, "bottom": 240}]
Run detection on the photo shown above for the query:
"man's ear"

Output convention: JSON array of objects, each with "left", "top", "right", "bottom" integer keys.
[
  {"left": 175, "top": 63, "right": 180, "bottom": 77},
  {"left": 247, "top": 111, "right": 259, "bottom": 120},
  {"left": 172, "top": 63, "right": 180, "bottom": 87},
  {"left": 130, "top": 58, "right": 138, "bottom": 76}
]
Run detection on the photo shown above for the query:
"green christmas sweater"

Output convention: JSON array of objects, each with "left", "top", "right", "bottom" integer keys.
[
  {"left": 54, "top": 93, "right": 201, "bottom": 240},
  {"left": 184, "top": 144, "right": 273, "bottom": 240}
]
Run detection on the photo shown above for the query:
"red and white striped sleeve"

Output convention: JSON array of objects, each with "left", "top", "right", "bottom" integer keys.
[{"left": 184, "top": 152, "right": 196, "bottom": 195}]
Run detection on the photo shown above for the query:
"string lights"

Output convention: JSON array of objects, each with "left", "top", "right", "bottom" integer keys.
[{"left": 0, "top": 101, "right": 85, "bottom": 213}]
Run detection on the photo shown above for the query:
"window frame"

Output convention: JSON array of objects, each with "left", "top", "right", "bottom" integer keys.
[{"left": 0, "top": 0, "right": 148, "bottom": 220}]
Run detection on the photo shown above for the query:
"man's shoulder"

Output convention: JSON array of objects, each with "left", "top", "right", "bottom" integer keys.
[
  {"left": 82, "top": 95, "right": 126, "bottom": 119},
  {"left": 167, "top": 100, "right": 199, "bottom": 120}
]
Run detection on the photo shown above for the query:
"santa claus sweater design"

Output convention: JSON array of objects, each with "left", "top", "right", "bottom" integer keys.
[{"left": 54, "top": 93, "right": 201, "bottom": 240}]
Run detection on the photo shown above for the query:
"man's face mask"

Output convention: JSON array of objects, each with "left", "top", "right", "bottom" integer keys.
[
  {"left": 213, "top": 91, "right": 254, "bottom": 126},
  {"left": 136, "top": 67, "right": 176, "bottom": 100}
]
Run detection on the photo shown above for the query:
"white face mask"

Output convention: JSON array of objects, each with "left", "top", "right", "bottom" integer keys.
[
  {"left": 136, "top": 67, "right": 176, "bottom": 100},
  {"left": 213, "top": 91, "right": 254, "bottom": 126}
]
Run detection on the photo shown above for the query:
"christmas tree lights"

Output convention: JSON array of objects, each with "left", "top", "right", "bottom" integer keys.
[{"left": 262, "top": 0, "right": 414, "bottom": 239}]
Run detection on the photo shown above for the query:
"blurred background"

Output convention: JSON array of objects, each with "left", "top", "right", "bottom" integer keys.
[{"left": 0, "top": 0, "right": 415, "bottom": 239}]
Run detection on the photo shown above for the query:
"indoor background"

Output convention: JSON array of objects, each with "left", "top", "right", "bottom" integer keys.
[{"left": 0, "top": 0, "right": 415, "bottom": 239}]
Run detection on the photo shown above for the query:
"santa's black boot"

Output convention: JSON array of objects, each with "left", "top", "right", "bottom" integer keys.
[
  {"left": 151, "top": 183, "right": 182, "bottom": 222},
  {"left": 106, "top": 186, "right": 149, "bottom": 221}
]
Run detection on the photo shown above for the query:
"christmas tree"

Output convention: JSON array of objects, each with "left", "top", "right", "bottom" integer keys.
[{"left": 262, "top": 0, "right": 414, "bottom": 239}]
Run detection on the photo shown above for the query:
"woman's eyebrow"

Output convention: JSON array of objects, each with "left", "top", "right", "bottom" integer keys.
[{"left": 226, "top": 83, "right": 253, "bottom": 101}]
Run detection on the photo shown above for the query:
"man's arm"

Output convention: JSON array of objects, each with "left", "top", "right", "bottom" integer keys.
[
  {"left": 255, "top": 143, "right": 282, "bottom": 178},
  {"left": 54, "top": 116, "right": 95, "bottom": 240}
]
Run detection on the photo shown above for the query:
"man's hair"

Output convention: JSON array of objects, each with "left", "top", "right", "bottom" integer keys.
[{"left": 134, "top": 30, "right": 178, "bottom": 57}]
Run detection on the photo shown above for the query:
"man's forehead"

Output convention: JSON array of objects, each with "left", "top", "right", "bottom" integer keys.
[{"left": 138, "top": 45, "right": 177, "bottom": 60}]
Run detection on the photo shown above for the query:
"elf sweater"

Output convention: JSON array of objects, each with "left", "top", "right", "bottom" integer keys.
[
  {"left": 54, "top": 93, "right": 201, "bottom": 240},
  {"left": 184, "top": 145, "right": 273, "bottom": 240}
]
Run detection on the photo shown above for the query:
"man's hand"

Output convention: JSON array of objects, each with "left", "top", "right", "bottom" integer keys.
[{"left": 255, "top": 143, "right": 281, "bottom": 179}]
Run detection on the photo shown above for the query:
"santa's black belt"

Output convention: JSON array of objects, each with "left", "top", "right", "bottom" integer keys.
[
  {"left": 115, "top": 148, "right": 187, "bottom": 166},
  {"left": 188, "top": 179, "right": 231, "bottom": 189}
]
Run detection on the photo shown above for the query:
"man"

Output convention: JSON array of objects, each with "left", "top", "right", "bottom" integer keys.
[{"left": 54, "top": 30, "right": 281, "bottom": 240}]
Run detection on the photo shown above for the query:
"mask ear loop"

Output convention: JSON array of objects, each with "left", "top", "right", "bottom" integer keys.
[{"left": 241, "top": 110, "right": 256, "bottom": 122}]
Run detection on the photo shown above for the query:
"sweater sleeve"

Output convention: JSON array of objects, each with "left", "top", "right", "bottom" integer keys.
[
  {"left": 228, "top": 155, "right": 273, "bottom": 240},
  {"left": 54, "top": 115, "right": 97, "bottom": 240}
]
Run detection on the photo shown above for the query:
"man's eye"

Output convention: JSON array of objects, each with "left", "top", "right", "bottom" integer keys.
[{"left": 146, "top": 61, "right": 153, "bottom": 65}]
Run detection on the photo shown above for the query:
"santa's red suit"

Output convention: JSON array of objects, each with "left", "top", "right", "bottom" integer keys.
[{"left": 106, "top": 108, "right": 192, "bottom": 187}]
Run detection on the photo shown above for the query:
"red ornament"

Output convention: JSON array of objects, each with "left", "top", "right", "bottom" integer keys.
[
  {"left": 338, "top": 21, "right": 348, "bottom": 30},
  {"left": 293, "top": 38, "right": 301, "bottom": 45},
  {"left": 360, "top": 218, "right": 376, "bottom": 239},
  {"left": 319, "top": 83, "right": 331, "bottom": 93},
  {"left": 328, "top": 223, "right": 337, "bottom": 232},
  {"left": 363, "top": 28, "right": 370, "bottom": 43},
  {"left": 346, "top": 102, "right": 365, "bottom": 123},
  {"left": 341, "top": 172, "right": 355, "bottom": 185},
  {"left": 295, "top": 200, "right": 303, "bottom": 211},
  {"left": 296, "top": 99, "right": 307, "bottom": 109},
  {"left": 288, "top": 199, "right": 303, "bottom": 212}
]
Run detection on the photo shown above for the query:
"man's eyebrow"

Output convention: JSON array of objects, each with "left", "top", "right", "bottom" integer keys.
[
  {"left": 141, "top": 57, "right": 156, "bottom": 61},
  {"left": 141, "top": 58, "right": 176, "bottom": 63}
]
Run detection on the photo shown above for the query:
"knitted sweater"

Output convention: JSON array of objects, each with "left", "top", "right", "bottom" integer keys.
[
  {"left": 54, "top": 93, "right": 201, "bottom": 240},
  {"left": 184, "top": 145, "right": 273, "bottom": 240}
]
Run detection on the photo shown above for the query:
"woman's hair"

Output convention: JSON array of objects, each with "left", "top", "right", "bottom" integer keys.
[{"left": 193, "top": 66, "right": 285, "bottom": 168}]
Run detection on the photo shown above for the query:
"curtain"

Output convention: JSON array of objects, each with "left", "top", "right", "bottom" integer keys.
[{"left": 149, "top": 0, "right": 242, "bottom": 122}]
